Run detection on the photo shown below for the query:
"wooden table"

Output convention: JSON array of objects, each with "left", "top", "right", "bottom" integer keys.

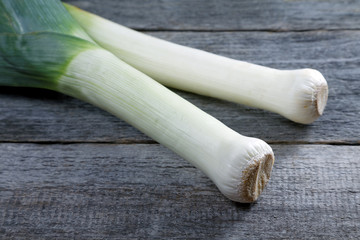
[{"left": 1, "top": 0, "right": 359, "bottom": 239}]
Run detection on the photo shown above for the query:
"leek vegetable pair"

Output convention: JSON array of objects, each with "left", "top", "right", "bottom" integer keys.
[{"left": 0, "top": 0, "right": 328, "bottom": 202}]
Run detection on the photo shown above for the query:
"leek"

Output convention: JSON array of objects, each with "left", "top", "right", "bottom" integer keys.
[
  {"left": 0, "top": 0, "right": 274, "bottom": 203},
  {"left": 65, "top": 3, "right": 328, "bottom": 124}
]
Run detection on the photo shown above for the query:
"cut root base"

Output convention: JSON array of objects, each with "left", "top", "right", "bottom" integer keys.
[{"left": 240, "top": 153, "right": 275, "bottom": 203}]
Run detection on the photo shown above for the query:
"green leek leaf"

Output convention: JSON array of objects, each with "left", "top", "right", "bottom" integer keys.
[
  {"left": 0, "top": 0, "right": 91, "bottom": 40},
  {"left": 0, "top": 32, "right": 96, "bottom": 89}
]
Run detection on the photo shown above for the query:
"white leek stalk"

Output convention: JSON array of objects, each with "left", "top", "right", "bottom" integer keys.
[
  {"left": 60, "top": 48, "right": 275, "bottom": 203},
  {"left": 0, "top": 0, "right": 274, "bottom": 202},
  {"left": 66, "top": 4, "right": 329, "bottom": 124}
]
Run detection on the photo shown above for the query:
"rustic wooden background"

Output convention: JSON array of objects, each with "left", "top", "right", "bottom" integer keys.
[{"left": 1, "top": 0, "right": 359, "bottom": 239}]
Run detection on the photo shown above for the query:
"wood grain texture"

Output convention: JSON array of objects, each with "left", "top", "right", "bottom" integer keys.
[
  {"left": 64, "top": 0, "right": 360, "bottom": 31},
  {"left": 1, "top": 31, "right": 359, "bottom": 143},
  {"left": 0, "top": 143, "right": 359, "bottom": 239},
  {"left": 1, "top": 1, "right": 359, "bottom": 239}
]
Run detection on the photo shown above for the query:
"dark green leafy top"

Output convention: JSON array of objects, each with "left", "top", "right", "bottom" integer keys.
[
  {"left": 0, "top": 0, "right": 97, "bottom": 89},
  {"left": 0, "top": 0, "right": 92, "bottom": 39}
]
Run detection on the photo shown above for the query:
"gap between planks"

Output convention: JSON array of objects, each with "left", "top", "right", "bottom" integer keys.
[
  {"left": 0, "top": 140, "right": 358, "bottom": 146},
  {"left": 140, "top": 28, "right": 360, "bottom": 33}
]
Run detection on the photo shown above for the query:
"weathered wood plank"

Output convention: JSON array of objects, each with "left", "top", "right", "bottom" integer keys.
[
  {"left": 64, "top": 0, "right": 360, "bottom": 31},
  {"left": 0, "top": 143, "right": 359, "bottom": 239},
  {"left": 0, "top": 31, "right": 359, "bottom": 143}
]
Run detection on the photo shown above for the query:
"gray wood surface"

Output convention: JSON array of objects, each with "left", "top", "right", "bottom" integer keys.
[
  {"left": 65, "top": 0, "right": 360, "bottom": 31},
  {"left": 1, "top": 0, "right": 360, "bottom": 239},
  {"left": 0, "top": 144, "right": 359, "bottom": 239},
  {"left": 1, "top": 31, "right": 359, "bottom": 144}
]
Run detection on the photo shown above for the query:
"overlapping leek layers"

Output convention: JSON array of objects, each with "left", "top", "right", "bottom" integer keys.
[{"left": 0, "top": 0, "right": 274, "bottom": 203}]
